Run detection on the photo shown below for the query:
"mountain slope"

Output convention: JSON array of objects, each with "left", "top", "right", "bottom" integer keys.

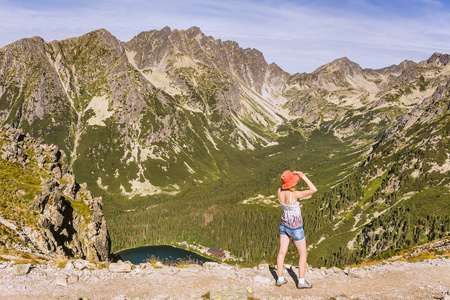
[
  {"left": 1, "top": 27, "right": 447, "bottom": 195},
  {"left": 0, "top": 27, "right": 449, "bottom": 267},
  {"left": 305, "top": 76, "right": 450, "bottom": 266}
]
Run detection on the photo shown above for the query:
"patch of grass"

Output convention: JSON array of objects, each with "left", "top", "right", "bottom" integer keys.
[
  {"left": 69, "top": 199, "right": 91, "bottom": 221},
  {"left": 145, "top": 255, "right": 163, "bottom": 269},
  {"left": 0, "top": 153, "right": 43, "bottom": 227},
  {"left": 55, "top": 257, "right": 68, "bottom": 268},
  {"left": 406, "top": 250, "right": 437, "bottom": 262},
  {"left": 144, "top": 254, "right": 200, "bottom": 268},
  {"left": 97, "top": 263, "right": 108, "bottom": 269},
  {"left": 173, "top": 257, "right": 200, "bottom": 268}
]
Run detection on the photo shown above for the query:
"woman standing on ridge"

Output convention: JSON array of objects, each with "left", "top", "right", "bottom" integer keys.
[{"left": 276, "top": 170, "right": 317, "bottom": 289}]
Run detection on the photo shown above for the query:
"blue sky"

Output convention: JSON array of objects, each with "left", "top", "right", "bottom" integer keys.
[{"left": 1, "top": 0, "right": 450, "bottom": 73}]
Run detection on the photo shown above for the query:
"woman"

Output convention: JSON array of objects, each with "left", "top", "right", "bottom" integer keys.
[{"left": 276, "top": 169, "right": 317, "bottom": 289}]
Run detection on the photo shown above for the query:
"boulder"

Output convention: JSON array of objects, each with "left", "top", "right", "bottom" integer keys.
[
  {"left": 324, "top": 268, "right": 335, "bottom": 275},
  {"left": 64, "top": 261, "right": 74, "bottom": 270},
  {"left": 55, "top": 276, "right": 68, "bottom": 286},
  {"left": 74, "top": 261, "right": 87, "bottom": 270},
  {"left": 67, "top": 274, "right": 79, "bottom": 284},
  {"left": 109, "top": 262, "right": 132, "bottom": 273},
  {"left": 12, "top": 263, "right": 31, "bottom": 276}
]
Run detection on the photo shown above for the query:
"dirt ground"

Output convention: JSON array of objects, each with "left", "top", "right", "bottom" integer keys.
[{"left": 0, "top": 258, "right": 449, "bottom": 300}]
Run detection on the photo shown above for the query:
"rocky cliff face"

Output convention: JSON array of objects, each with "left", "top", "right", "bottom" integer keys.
[{"left": 0, "top": 125, "right": 110, "bottom": 262}]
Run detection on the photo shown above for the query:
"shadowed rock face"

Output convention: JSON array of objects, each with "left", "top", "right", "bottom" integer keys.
[{"left": 0, "top": 125, "right": 111, "bottom": 262}]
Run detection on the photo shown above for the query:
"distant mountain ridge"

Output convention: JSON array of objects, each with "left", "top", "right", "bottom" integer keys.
[{"left": 0, "top": 27, "right": 448, "bottom": 266}]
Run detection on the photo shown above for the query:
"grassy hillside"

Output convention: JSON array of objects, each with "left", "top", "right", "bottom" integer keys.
[
  {"left": 101, "top": 97, "right": 449, "bottom": 268},
  {"left": 102, "top": 126, "right": 372, "bottom": 266},
  {"left": 1, "top": 29, "right": 449, "bottom": 268}
]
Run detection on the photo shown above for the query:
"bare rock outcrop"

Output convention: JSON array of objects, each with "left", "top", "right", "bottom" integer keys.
[{"left": 0, "top": 125, "right": 111, "bottom": 262}]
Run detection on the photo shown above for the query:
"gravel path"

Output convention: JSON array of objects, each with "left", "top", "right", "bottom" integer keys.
[{"left": 0, "top": 258, "right": 449, "bottom": 300}]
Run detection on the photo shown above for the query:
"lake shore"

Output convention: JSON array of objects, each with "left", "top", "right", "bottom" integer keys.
[{"left": 114, "top": 241, "right": 241, "bottom": 265}]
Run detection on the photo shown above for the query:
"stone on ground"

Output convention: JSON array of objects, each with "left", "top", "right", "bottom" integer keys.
[
  {"left": 110, "top": 262, "right": 132, "bottom": 273},
  {"left": 12, "top": 263, "right": 31, "bottom": 276}
]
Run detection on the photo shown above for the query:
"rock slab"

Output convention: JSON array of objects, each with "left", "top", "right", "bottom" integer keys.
[
  {"left": 109, "top": 262, "right": 132, "bottom": 273},
  {"left": 210, "top": 289, "right": 247, "bottom": 300},
  {"left": 12, "top": 264, "right": 31, "bottom": 276}
]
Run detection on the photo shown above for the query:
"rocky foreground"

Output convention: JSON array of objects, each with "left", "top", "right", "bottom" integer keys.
[{"left": 0, "top": 257, "right": 449, "bottom": 300}]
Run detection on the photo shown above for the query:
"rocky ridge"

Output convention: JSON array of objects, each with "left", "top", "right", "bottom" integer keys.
[
  {"left": 1, "top": 27, "right": 449, "bottom": 194},
  {"left": 0, "top": 256, "right": 448, "bottom": 299},
  {"left": 0, "top": 125, "right": 110, "bottom": 262},
  {"left": 1, "top": 238, "right": 447, "bottom": 299}
]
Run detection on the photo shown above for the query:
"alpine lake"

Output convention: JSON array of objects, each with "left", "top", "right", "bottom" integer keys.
[{"left": 115, "top": 245, "right": 214, "bottom": 265}]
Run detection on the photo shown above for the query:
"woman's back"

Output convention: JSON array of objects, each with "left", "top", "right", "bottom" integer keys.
[
  {"left": 278, "top": 190, "right": 301, "bottom": 205},
  {"left": 279, "top": 189, "right": 303, "bottom": 229}
]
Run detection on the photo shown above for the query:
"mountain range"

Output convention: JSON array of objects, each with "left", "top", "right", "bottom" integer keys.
[{"left": 0, "top": 26, "right": 448, "bottom": 267}]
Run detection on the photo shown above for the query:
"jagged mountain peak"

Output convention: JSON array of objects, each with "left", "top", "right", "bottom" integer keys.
[
  {"left": 316, "top": 56, "right": 362, "bottom": 74},
  {"left": 427, "top": 52, "right": 450, "bottom": 66},
  {"left": 318, "top": 56, "right": 361, "bottom": 72},
  {"left": 182, "top": 26, "right": 203, "bottom": 35},
  {"left": 91, "top": 28, "right": 114, "bottom": 36},
  {"left": 130, "top": 26, "right": 205, "bottom": 44},
  {"left": 61, "top": 28, "right": 123, "bottom": 50},
  {"left": 398, "top": 59, "right": 416, "bottom": 67},
  {"left": 371, "top": 59, "right": 418, "bottom": 76},
  {"left": 2, "top": 35, "right": 46, "bottom": 53},
  {"left": 125, "top": 26, "right": 271, "bottom": 95}
]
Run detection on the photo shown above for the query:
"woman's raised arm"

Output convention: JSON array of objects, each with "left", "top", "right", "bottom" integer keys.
[{"left": 294, "top": 171, "right": 317, "bottom": 199}]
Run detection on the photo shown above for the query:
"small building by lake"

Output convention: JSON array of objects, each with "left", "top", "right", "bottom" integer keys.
[{"left": 208, "top": 246, "right": 225, "bottom": 259}]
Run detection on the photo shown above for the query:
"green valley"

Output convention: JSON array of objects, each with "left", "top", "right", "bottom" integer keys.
[{"left": 0, "top": 27, "right": 448, "bottom": 268}]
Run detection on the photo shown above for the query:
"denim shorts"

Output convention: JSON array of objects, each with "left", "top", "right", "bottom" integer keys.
[{"left": 279, "top": 223, "right": 305, "bottom": 242}]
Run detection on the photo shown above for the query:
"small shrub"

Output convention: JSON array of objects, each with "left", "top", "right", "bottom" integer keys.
[
  {"left": 173, "top": 256, "right": 199, "bottom": 268},
  {"left": 55, "top": 257, "right": 68, "bottom": 268},
  {"left": 145, "top": 255, "right": 162, "bottom": 268}
]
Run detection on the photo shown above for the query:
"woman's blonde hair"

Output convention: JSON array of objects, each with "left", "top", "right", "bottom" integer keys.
[{"left": 288, "top": 187, "right": 295, "bottom": 192}]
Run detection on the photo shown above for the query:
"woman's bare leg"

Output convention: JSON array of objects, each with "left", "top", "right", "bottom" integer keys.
[
  {"left": 277, "top": 235, "right": 290, "bottom": 278},
  {"left": 294, "top": 238, "right": 307, "bottom": 279}
]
